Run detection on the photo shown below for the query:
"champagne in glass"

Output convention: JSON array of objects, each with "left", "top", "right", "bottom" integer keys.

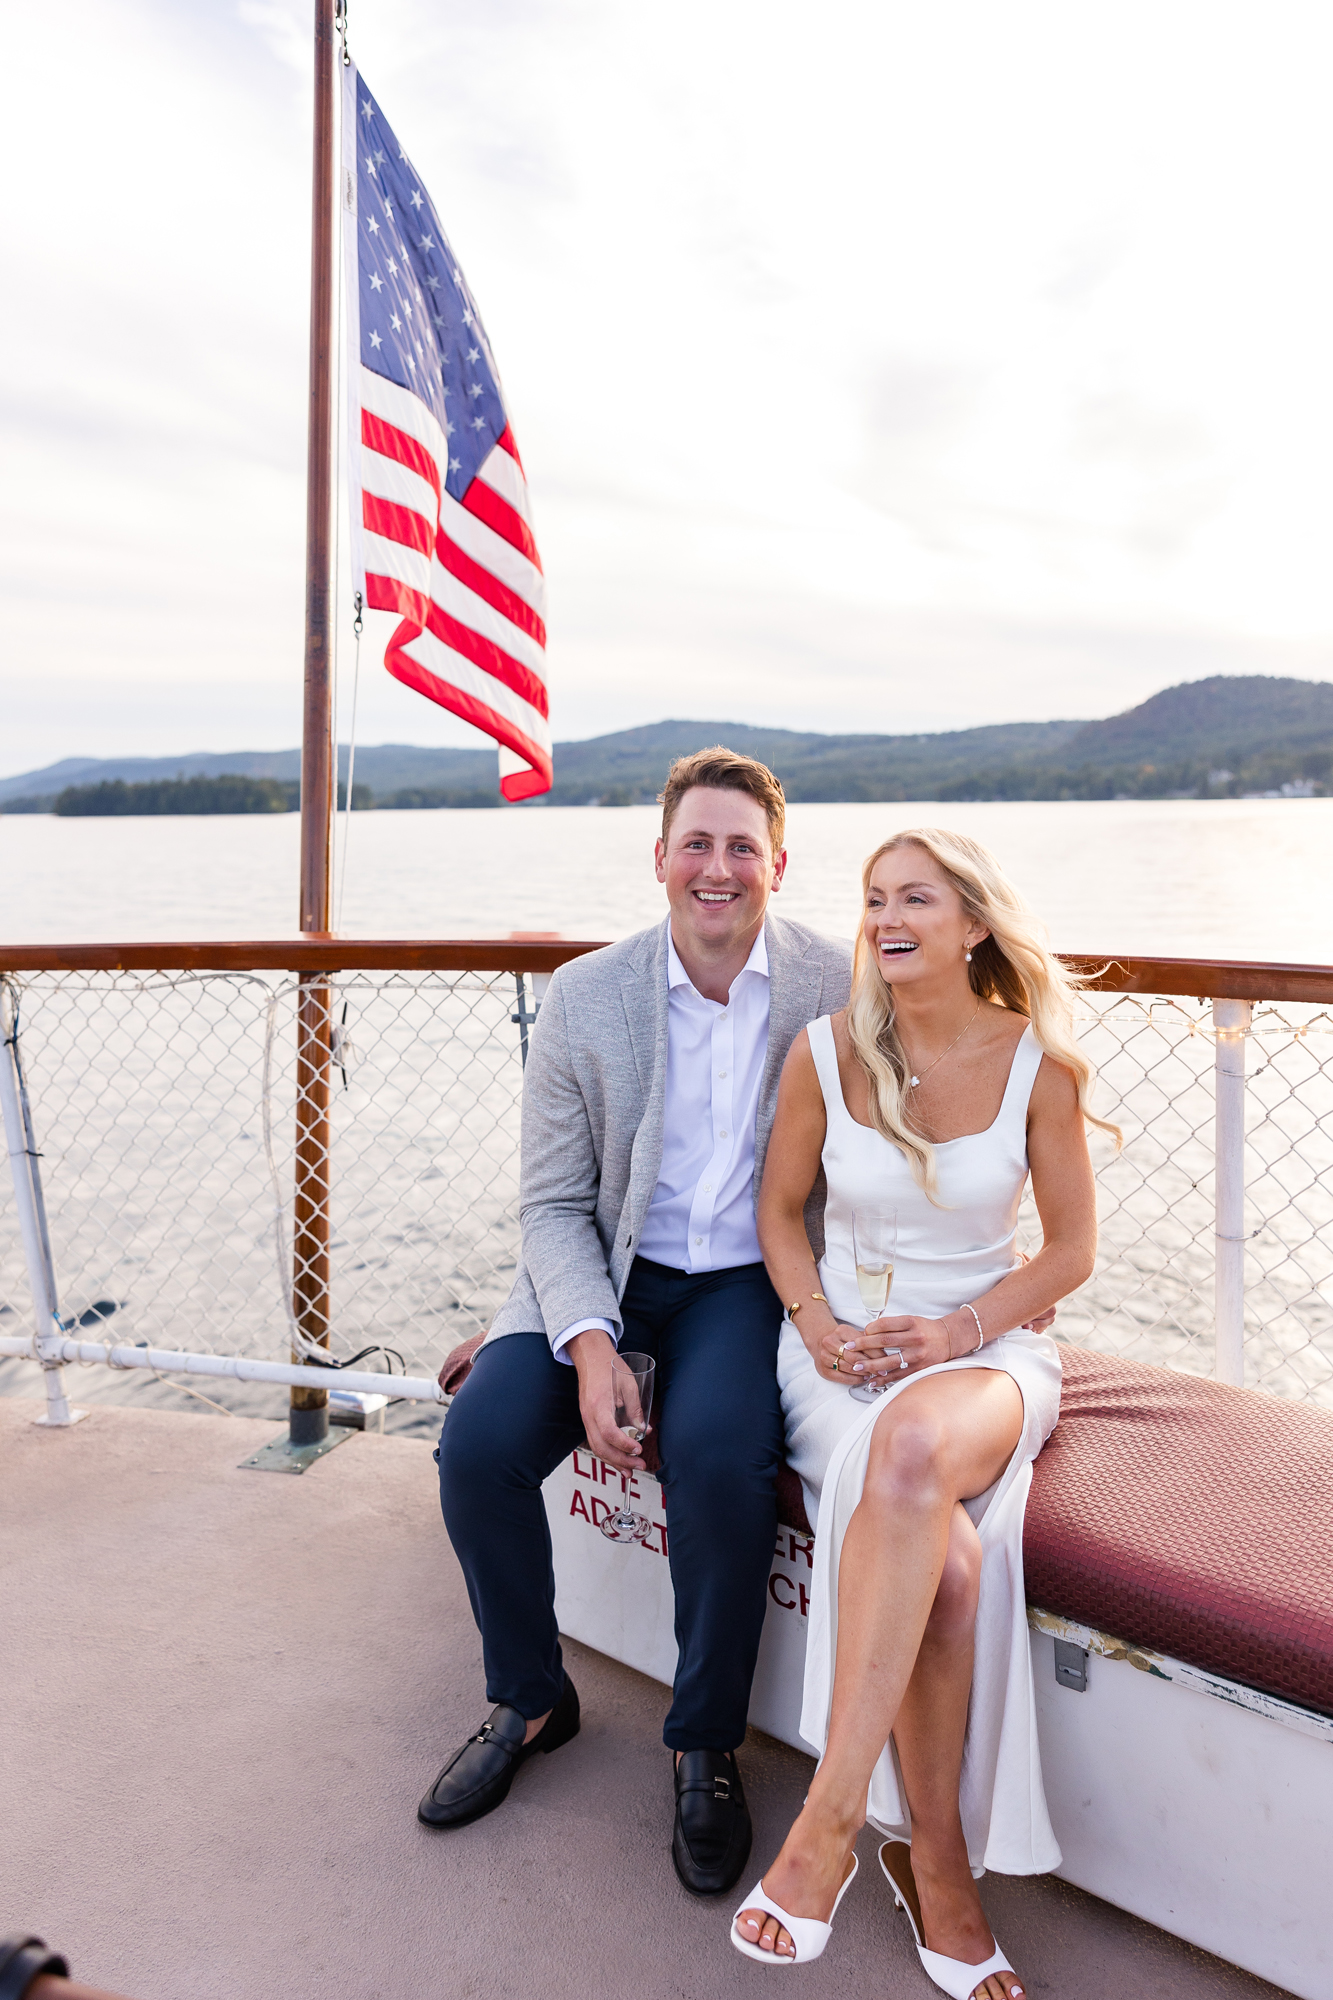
[
  {"left": 856, "top": 1261, "right": 893, "bottom": 1316},
  {"left": 599, "top": 1351, "right": 657, "bottom": 1542},
  {"left": 850, "top": 1207, "right": 897, "bottom": 1403}
]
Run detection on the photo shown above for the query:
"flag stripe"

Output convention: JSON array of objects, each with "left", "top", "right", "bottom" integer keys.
[
  {"left": 434, "top": 525, "right": 547, "bottom": 648},
  {"left": 474, "top": 440, "right": 534, "bottom": 527},
  {"left": 384, "top": 613, "right": 551, "bottom": 748},
  {"left": 361, "top": 416, "right": 546, "bottom": 612},
  {"left": 362, "top": 409, "right": 439, "bottom": 499},
  {"left": 363, "top": 491, "right": 433, "bottom": 560},
  {"left": 461, "top": 476, "right": 541, "bottom": 569},
  {"left": 365, "top": 571, "right": 550, "bottom": 718},
  {"left": 384, "top": 631, "right": 552, "bottom": 798},
  {"left": 363, "top": 527, "right": 548, "bottom": 679},
  {"left": 495, "top": 425, "right": 525, "bottom": 476}
]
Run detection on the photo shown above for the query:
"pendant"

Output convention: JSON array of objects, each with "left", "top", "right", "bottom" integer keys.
[{"left": 909, "top": 1075, "right": 919, "bottom": 1087}]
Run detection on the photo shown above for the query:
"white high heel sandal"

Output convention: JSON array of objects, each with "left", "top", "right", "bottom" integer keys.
[
  {"left": 878, "top": 1841, "right": 1022, "bottom": 2000},
  {"left": 729, "top": 1852, "right": 859, "bottom": 1965}
]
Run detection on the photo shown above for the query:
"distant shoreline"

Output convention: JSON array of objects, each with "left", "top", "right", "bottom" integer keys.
[
  {"left": 3, "top": 674, "right": 1330, "bottom": 812},
  {"left": 4, "top": 790, "right": 1329, "bottom": 819}
]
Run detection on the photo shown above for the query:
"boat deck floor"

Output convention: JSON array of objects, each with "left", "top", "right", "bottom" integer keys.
[{"left": 0, "top": 1397, "right": 1292, "bottom": 2000}]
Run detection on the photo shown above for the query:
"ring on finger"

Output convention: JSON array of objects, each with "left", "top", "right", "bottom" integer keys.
[{"left": 885, "top": 1347, "right": 907, "bottom": 1370}]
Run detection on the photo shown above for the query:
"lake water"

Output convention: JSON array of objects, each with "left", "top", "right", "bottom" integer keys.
[
  {"left": 3, "top": 797, "right": 1333, "bottom": 960},
  {"left": 3, "top": 796, "right": 1331, "bottom": 1434}
]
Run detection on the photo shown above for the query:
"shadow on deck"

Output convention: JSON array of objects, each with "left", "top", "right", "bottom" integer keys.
[{"left": 0, "top": 1399, "right": 1292, "bottom": 2000}]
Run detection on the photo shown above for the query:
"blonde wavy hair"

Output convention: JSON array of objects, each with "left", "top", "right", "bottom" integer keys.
[{"left": 847, "top": 827, "right": 1119, "bottom": 1197}]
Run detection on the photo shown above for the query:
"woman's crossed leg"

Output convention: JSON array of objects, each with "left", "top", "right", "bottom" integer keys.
[{"left": 734, "top": 1367, "right": 1027, "bottom": 2000}]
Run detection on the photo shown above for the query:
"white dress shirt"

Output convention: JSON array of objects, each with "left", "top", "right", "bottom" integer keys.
[{"left": 552, "top": 927, "right": 771, "bottom": 1361}]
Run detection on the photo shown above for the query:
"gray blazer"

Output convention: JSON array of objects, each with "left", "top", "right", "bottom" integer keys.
[{"left": 487, "top": 912, "right": 853, "bottom": 1346}]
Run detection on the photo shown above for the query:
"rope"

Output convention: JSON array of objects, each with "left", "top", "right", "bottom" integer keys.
[
  {"left": 337, "top": 594, "right": 363, "bottom": 934},
  {"left": 331, "top": 7, "right": 362, "bottom": 937}
]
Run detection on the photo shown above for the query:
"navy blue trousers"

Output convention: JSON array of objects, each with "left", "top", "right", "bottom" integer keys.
[{"left": 437, "top": 1257, "right": 784, "bottom": 1751}]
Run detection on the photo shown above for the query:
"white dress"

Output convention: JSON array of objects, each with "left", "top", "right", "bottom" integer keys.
[{"left": 778, "top": 1014, "right": 1063, "bottom": 1876}]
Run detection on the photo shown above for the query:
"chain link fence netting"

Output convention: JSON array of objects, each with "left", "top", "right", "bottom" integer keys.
[
  {"left": 2, "top": 970, "right": 1331, "bottom": 1429},
  {"left": 1017, "top": 992, "right": 1333, "bottom": 1404}
]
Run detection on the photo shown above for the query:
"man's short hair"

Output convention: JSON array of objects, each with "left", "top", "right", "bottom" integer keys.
[{"left": 658, "top": 747, "right": 786, "bottom": 854}]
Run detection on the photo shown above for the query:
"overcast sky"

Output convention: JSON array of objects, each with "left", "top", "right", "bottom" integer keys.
[{"left": 4, "top": 0, "right": 1332, "bottom": 776}]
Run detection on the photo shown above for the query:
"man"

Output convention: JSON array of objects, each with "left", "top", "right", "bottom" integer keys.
[{"left": 425, "top": 747, "right": 851, "bottom": 1895}]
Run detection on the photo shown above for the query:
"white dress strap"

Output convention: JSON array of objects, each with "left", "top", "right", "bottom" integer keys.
[
  {"left": 996, "top": 1024, "right": 1042, "bottom": 1134},
  {"left": 806, "top": 1014, "right": 851, "bottom": 1127}
]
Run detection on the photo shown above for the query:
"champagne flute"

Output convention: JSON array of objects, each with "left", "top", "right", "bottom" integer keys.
[
  {"left": 598, "top": 1350, "right": 656, "bottom": 1541},
  {"left": 850, "top": 1206, "right": 897, "bottom": 1403}
]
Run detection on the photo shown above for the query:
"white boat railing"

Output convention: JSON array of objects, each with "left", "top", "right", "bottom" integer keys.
[{"left": 1, "top": 942, "right": 1331, "bottom": 1423}]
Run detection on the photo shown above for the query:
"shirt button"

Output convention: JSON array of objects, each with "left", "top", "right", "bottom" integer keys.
[
  {"left": 694, "top": 1235, "right": 703, "bottom": 1245},
  {"left": 718, "top": 1070, "right": 727, "bottom": 1078},
  {"left": 719, "top": 1130, "right": 728, "bottom": 1139},
  {"left": 703, "top": 1184, "right": 712, "bottom": 1193}
]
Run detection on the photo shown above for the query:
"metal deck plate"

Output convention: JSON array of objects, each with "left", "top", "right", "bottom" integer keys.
[{"left": 238, "top": 1428, "right": 355, "bottom": 1474}]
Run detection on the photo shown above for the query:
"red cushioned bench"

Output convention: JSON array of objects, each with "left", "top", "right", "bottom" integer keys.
[
  {"left": 1024, "top": 1344, "right": 1333, "bottom": 1717},
  {"left": 446, "top": 1330, "right": 1333, "bottom": 1716},
  {"left": 775, "top": 1343, "right": 1333, "bottom": 1717}
]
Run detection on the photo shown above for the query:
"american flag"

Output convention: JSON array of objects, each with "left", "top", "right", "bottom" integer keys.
[{"left": 341, "top": 65, "right": 550, "bottom": 801}]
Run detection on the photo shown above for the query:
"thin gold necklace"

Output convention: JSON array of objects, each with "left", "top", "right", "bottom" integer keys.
[{"left": 904, "top": 1003, "right": 981, "bottom": 1089}]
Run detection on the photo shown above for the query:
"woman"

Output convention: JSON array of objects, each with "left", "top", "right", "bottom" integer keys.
[{"left": 731, "top": 829, "right": 1113, "bottom": 2000}]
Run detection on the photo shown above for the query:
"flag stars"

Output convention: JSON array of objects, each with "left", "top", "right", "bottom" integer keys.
[
  {"left": 367, "top": 216, "right": 380, "bottom": 235},
  {"left": 462, "top": 307, "right": 474, "bottom": 327},
  {"left": 426, "top": 275, "right": 441, "bottom": 292},
  {"left": 410, "top": 189, "right": 424, "bottom": 209},
  {"left": 390, "top": 310, "right": 402, "bottom": 331},
  {"left": 451, "top": 267, "right": 461, "bottom": 285},
  {"left": 361, "top": 97, "right": 374, "bottom": 120},
  {"left": 448, "top": 457, "right": 461, "bottom": 473},
  {"left": 375, "top": 148, "right": 386, "bottom": 165},
  {"left": 467, "top": 346, "right": 480, "bottom": 364},
  {"left": 471, "top": 416, "right": 487, "bottom": 431},
  {"left": 368, "top": 328, "right": 382, "bottom": 348},
  {"left": 420, "top": 234, "right": 435, "bottom": 251},
  {"left": 364, "top": 156, "right": 377, "bottom": 178},
  {"left": 383, "top": 198, "right": 394, "bottom": 217},
  {"left": 445, "top": 419, "right": 456, "bottom": 436},
  {"left": 468, "top": 382, "right": 484, "bottom": 399},
  {"left": 387, "top": 256, "right": 398, "bottom": 276},
  {"left": 368, "top": 271, "right": 384, "bottom": 292},
  {"left": 406, "top": 354, "right": 416, "bottom": 372}
]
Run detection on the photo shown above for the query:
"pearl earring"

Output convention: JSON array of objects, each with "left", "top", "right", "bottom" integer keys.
[{"left": 964, "top": 946, "right": 973, "bottom": 962}]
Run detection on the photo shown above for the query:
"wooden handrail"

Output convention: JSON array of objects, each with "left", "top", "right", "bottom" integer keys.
[
  {"left": 0, "top": 939, "right": 606, "bottom": 975},
  {"left": 1061, "top": 955, "right": 1333, "bottom": 1005},
  {"left": 0, "top": 940, "right": 1331, "bottom": 1002}
]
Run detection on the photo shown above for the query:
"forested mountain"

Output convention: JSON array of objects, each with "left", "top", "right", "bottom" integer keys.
[{"left": 3, "top": 676, "right": 1331, "bottom": 811}]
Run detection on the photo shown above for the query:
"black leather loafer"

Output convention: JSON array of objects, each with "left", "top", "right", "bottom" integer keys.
[
  {"left": 418, "top": 1672, "right": 579, "bottom": 1829},
  {"left": 671, "top": 1748, "right": 752, "bottom": 1895}
]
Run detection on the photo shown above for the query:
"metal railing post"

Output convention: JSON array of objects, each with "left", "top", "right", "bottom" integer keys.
[
  {"left": 0, "top": 983, "right": 83, "bottom": 1426},
  {"left": 1212, "top": 997, "right": 1251, "bottom": 1387},
  {"left": 291, "top": 973, "right": 334, "bottom": 1443}
]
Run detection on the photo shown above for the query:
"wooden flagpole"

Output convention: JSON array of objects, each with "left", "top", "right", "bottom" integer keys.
[{"left": 291, "top": 0, "right": 338, "bottom": 1446}]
